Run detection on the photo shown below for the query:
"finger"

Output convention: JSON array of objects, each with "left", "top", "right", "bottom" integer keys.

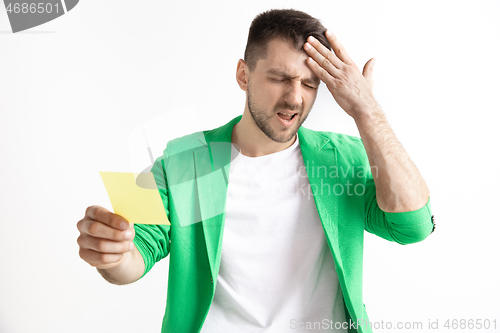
[
  {"left": 304, "top": 42, "right": 339, "bottom": 82},
  {"left": 306, "top": 56, "right": 337, "bottom": 87},
  {"left": 325, "top": 30, "right": 353, "bottom": 65},
  {"left": 362, "top": 58, "right": 376, "bottom": 78},
  {"left": 79, "top": 248, "right": 124, "bottom": 268},
  {"left": 77, "top": 217, "right": 134, "bottom": 241},
  {"left": 304, "top": 36, "right": 343, "bottom": 70},
  {"left": 85, "top": 205, "right": 130, "bottom": 230},
  {"left": 78, "top": 234, "right": 133, "bottom": 254},
  {"left": 362, "top": 58, "right": 376, "bottom": 91}
]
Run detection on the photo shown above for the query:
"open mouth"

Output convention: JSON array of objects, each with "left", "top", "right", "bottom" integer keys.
[{"left": 277, "top": 111, "right": 298, "bottom": 123}]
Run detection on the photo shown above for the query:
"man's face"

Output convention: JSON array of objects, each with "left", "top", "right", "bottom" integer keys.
[{"left": 246, "top": 38, "right": 320, "bottom": 143}]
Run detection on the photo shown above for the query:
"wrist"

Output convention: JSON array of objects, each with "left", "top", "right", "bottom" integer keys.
[
  {"left": 97, "top": 247, "right": 143, "bottom": 285},
  {"left": 353, "top": 104, "right": 386, "bottom": 128}
]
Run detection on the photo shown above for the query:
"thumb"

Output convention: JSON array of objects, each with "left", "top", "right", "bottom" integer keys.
[{"left": 362, "top": 58, "right": 376, "bottom": 91}]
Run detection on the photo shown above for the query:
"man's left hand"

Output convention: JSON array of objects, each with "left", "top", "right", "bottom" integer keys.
[{"left": 304, "top": 30, "right": 379, "bottom": 119}]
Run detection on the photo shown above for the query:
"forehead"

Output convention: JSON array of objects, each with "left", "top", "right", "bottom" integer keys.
[{"left": 256, "top": 38, "right": 318, "bottom": 80}]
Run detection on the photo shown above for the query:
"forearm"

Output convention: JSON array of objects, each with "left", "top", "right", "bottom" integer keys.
[
  {"left": 354, "top": 105, "right": 430, "bottom": 213},
  {"left": 97, "top": 245, "right": 145, "bottom": 285}
]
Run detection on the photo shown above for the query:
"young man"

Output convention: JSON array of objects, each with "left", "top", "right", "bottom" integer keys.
[{"left": 77, "top": 9, "right": 434, "bottom": 333}]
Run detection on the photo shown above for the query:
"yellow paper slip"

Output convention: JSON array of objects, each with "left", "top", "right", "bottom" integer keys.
[{"left": 99, "top": 171, "right": 170, "bottom": 225}]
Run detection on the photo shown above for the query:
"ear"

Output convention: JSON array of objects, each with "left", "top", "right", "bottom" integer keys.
[{"left": 236, "top": 59, "right": 249, "bottom": 91}]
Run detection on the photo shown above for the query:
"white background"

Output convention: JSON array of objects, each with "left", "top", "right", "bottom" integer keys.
[{"left": 1, "top": 1, "right": 499, "bottom": 332}]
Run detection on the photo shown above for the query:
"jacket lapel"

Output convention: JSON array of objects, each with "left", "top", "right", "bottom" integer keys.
[
  {"left": 298, "top": 127, "right": 343, "bottom": 271},
  {"left": 196, "top": 116, "right": 241, "bottom": 281}
]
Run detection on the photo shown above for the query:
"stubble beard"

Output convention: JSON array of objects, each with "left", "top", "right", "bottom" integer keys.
[{"left": 247, "top": 85, "right": 309, "bottom": 144}]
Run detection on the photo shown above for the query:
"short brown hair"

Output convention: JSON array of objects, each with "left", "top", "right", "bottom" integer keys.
[{"left": 244, "top": 9, "right": 332, "bottom": 71}]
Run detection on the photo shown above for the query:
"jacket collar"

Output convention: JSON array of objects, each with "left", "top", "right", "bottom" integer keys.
[{"left": 198, "top": 114, "right": 336, "bottom": 149}]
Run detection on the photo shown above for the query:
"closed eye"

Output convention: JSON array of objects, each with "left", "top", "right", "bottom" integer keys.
[
  {"left": 302, "top": 83, "right": 318, "bottom": 89},
  {"left": 269, "top": 77, "right": 317, "bottom": 89}
]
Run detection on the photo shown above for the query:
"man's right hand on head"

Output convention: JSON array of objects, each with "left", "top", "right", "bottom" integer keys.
[{"left": 77, "top": 205, "right": 135, "bottom": 270}]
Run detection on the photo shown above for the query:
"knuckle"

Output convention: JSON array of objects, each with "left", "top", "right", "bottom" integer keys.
[
  {"left": 95, "top": 239, "right": 107, "bottom": 252},
  {"left": 320, "top": 68, "right": 328, "bottom": 80},
  {"left": 97, "top": 252, "right": 109, "bottom": 264},
  {"left": 99, "top": 253, "right": 119, "bottom": 264},
  {"left": 85, "top": 205, "right": 96, "bottom": 218},
  {"left": 76, "top": 235, "right": 84, "bottom": 247},
  {"left": 113, "top": 229, "right": 125, "bottom": 241},
  {"left": 78, "top": 248, "right": 86, "bottom": 260},
  {"left": 79, "top": 248, "right": 93, "bottom": 265},
  {"left": 76, "top": 219, "right": 84, "bottom": 232},
  {"left": 87, "top": 221, "right": 100, "bottom": 236}
]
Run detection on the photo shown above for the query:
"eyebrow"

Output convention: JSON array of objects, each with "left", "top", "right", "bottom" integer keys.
[{"left": 266, "top": 68, "right": 320, "bottom": 86}]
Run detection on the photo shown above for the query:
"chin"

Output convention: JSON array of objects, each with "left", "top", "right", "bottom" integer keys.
[{"left": 268, "top": 126, "right": 299, "bottom": 143}]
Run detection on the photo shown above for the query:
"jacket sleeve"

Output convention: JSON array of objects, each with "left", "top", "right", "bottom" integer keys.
[
  {"left": 363, "top": 170, "right": 435, "bottom": 245},
  {"left": 133, "top": 142, "right": 172, "bottom": 278}
]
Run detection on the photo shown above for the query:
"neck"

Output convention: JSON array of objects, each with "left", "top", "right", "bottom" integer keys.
[{"left": 231, "top": 108, "right": 297, "bottom": 157}]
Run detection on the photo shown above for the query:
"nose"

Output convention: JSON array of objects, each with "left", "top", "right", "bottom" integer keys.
[{"left": 284, "top": 82, "right": 302, "bottom": 107}]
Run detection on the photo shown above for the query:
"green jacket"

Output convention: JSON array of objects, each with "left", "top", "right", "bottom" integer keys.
[{"left": 133, "top": 115, "right": 434, "bottom": 333}]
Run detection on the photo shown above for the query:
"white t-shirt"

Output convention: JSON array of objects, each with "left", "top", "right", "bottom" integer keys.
[{"left": 201, "top": 136, "right": 347, "bottom": 332}]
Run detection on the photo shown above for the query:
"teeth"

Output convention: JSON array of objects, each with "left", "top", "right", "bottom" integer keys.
[{"left": 278, "top": 112, "right": 294, "bottom": 116}]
